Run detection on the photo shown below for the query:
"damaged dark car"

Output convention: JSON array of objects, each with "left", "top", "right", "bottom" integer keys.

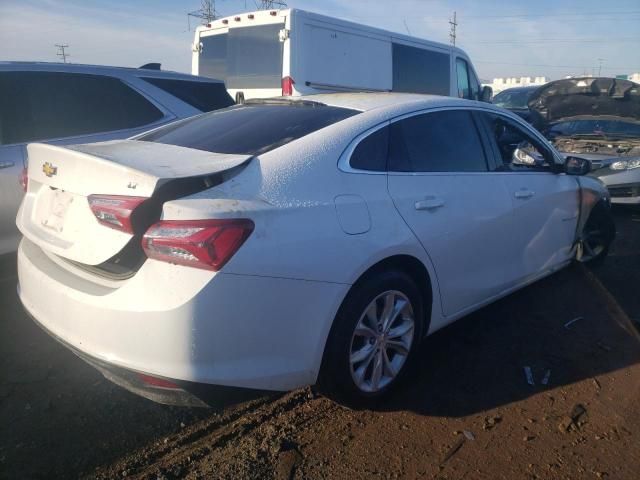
[{"left": 529, "top": 77, "right": 640, "bottom": 205}]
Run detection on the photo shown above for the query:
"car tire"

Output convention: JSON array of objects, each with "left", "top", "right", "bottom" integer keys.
[
  {"left": 577, "top": 201, "right": 616, "bottom": 268},
  {"left": 318, "top": 270, "right": 423, "bottom": 406}
]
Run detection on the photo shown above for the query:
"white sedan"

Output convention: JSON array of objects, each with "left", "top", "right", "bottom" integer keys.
[{"left": 16, "top": 94, "right": 614, "bottom": 406}]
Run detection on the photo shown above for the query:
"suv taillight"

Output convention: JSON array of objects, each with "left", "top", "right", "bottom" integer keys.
[
  {"left": 142, "top": 219, "right": 254, "bottom": 271},
  {"left": 282, "top": 76, "right": 294, "bottom": 96},
  {"left": 88, "top": 195, "right": 148, "bottom": 233}
]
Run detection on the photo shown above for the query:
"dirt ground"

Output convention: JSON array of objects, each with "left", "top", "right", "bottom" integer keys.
[{"left": 1, "top": 207, "right": 639, "bottom": 480}]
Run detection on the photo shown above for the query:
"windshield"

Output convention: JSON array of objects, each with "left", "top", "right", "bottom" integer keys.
[
  {"left": 547, "top": 119, "right": 640, "bottom": 139},
  {"left": 137, "top": 103, "right": 359, "bottom": 155},
  {"left": 493, "top": 89, "right": 535, "bottom": 109},
  {"left": 199, "top": 24, "right": 284, "bottom": 89}
]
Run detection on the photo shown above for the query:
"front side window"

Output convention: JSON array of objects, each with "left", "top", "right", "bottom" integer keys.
[
  {"left": 0, "top": 71, "right": 164, "bottom": 145},
  {"left": 456, "top": 58, "right": 471, "bottom": 99},
  {"left": 478, "top": 112, "right": 554, "bottom": 170},
  {"left": 389, "top": 110, "right": 487, "bottom": 172},
  {"left": 468, "top": 67, "right": 480, "bottom": 101},
  {"left": 139, "top": 103, "right": 358, "bottom": 155},
  {"left": 392, "top": 44, "right": 450, "bottom": 96}
]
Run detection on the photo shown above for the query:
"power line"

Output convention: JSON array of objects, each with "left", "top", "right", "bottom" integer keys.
[
  {"left": 475, "top": 60, "right": 636, "bottom": 71},
  {"left": 188, "top": 0, "right": 219, "bottom": 28},
  {"left": 55, "top": 44, "right": 69, "bottom": 63},
  {"left": 460, "top": 10, "right": 640, "bottom": 19},
  {"left": 474, "top": 38, "right": 640, "bottom": 45}
]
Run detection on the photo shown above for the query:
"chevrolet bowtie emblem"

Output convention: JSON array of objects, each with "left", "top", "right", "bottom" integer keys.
[{"left": 42, "top": 162, "right": 57, "bottom": 177}]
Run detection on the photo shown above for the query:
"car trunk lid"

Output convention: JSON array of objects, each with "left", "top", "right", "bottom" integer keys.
[{"left": 17, "top": 140, "right": 251, "bottom": 266}]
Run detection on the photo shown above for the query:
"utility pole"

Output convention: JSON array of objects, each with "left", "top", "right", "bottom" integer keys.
[
  {"left": 597, "top": 58, "right": 604, "bottom": 76},
  {"left": 55, "top": 44, "right": 69, "bottom": 63},
  {"left": 449, "top": 11, "right": 457, "bottom": 46}
]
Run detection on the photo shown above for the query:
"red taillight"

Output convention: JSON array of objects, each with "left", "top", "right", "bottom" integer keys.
[
  {"left": 138, "top": 373, "right": 180, "bottom": 390},
  {"left": 88, "top": 195, "right": 148, "bottom": 233},
  {"left": 142, "top": 219, "right": 254, "bottom": 271},
  {"left": 282, "top": 76, "right": 294, "bottom": 96},
  {"left": 19, "top": 167, "right": 28, "bottom": 192}
]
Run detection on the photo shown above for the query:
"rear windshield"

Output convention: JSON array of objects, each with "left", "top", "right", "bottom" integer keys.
[
  {"left": 138, "top": 103, "right": 359, "bottom": 155},
  {"left": 199, "top": 24, "right": 284, "bottom": 89}
]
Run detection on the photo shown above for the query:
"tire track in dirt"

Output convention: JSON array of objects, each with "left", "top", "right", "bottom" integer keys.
[{"left": 92, "top": 389, "right": 342, "bottom": 479}]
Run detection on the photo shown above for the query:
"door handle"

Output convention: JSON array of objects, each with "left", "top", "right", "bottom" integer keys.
[
  {"left": 514, "top": 189, "right": 535, "bottom": 199},
  {"left": 415, "top": 197, "right": 445, "bottom": 211},
  {"left": 0, "top": 161, "right": 15, "bottom": 169}
]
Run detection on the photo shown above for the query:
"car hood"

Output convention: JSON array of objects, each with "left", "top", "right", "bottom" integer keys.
[{"left": 528, "top": 77, "right": 640, "bottom": 127}]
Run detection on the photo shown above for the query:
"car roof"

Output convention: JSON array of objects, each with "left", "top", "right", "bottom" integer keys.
[
  {"left": 0, "top": 61, "right": 223, "bottom": 83},
  {"left": 282, "top": 92, "right": 505, "bottom": 115}
]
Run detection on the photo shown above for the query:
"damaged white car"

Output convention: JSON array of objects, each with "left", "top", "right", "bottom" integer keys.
[
  {"left": 529, "top": 77, "right": 640, "bottom": 205},
  {"left": 16, "top": 94, "right": 614, "bottom": 406}
]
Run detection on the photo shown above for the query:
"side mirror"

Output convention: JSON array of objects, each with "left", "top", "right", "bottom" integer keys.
[
  {"left": 512, "top": 147, "right": 546, "bottom": 167},
  {"left": 565, "top": 156, "right": 591, "bottom": 175},
  {"left": 480, "top": 85, "right": 493, "bottom": 103}
]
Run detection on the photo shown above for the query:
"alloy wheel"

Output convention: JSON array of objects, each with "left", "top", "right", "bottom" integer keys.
[{"left": 348, "top": 290, "right": 415, "bottom": 393}]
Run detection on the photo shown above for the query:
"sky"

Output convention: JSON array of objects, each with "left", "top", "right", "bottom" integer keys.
[{"left": 1, "top": 0, "right": 639, "bottom": 81}]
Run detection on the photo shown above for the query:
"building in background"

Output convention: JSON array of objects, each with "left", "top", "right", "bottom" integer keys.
[
  {"left": 625, "top": 73, "right": 640, "bottom": 83},
  {"left": 487, "top": 76, "right": 548, "bottom": 94}
]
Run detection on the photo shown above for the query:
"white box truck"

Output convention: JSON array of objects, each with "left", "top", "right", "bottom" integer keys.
[{"left": 192, "top": 8, "right": 491, "bottom": 102}]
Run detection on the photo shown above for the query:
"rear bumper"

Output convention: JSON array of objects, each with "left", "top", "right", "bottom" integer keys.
[
  {"left": 26, "top": 313, "right": 272, "bottom": 407},
  {"left": 17, "top": 238, "right": 348, "bottom": 393}
]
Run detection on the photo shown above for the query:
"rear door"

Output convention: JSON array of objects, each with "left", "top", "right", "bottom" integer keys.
[
  {"left": 387, "top": 109, "right": 520, "bottom": 317},
  {"left": 476, "top": 111, "right": 579, "bottom": 277}
]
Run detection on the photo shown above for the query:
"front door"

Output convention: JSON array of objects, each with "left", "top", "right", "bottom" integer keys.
[
  {"left": 476, "top": 111, "right": 579, "bottom": 278},
  {"left": 386, "top": 109, "right": 521, "bottom": 317}
]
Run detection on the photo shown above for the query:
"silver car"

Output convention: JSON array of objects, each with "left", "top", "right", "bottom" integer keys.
[{"left": 0, "top": 62, "right": 233, "bottom": 255}]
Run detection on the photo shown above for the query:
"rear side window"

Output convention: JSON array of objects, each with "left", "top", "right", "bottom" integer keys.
[
  {"left": 0, "top": 71, "right": 164, "bottom": 145},
  {"left": 350, "top": 127, "right": 389, "bottom": 171},
  {"left": 392, "top": 44, "right": 450, "bottom": 96},
  {"left": 389, "top": 110, "right": 487, "bottom": 172},
  {"left": 138, "top": 103, "right": 359, "bottom": 155},
  {"left": 140, "top": 77, "right": 234, "bottom": 112}
]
